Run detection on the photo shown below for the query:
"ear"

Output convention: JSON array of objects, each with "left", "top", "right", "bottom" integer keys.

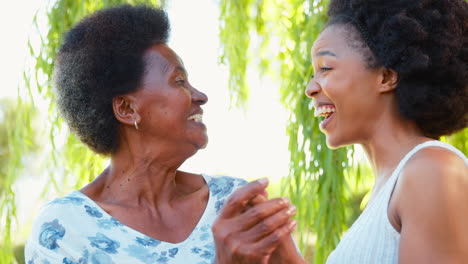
[
  {"left": 112, "top": 95, "right": 140, "bottom": 127},
  {"left": 378, "top": 68, "right": 398, "bottom": 93}
]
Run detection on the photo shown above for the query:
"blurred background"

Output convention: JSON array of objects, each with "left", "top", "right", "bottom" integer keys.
[{"left": 1, "top": 0, "right": 466, "bottom": 263}]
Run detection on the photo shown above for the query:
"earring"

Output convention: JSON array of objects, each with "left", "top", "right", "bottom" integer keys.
[{"left": 134, "top": 120, "right": 139, "bottom": 130}]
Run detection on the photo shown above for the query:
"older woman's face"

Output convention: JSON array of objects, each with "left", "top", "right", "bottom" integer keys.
[
  {"left": 134, "top": 44, "right": 208, "bottom": 153},
  {"left": 305, "top": 24, "right": 385, "bottom": 148}
]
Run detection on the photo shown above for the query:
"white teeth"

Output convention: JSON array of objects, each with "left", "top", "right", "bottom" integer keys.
[
  {"left": 314, "top": 106, "right": 336, "bottom": 117},
  {"left": 188, "top": 114, "right": 203, "bottom": 122}
]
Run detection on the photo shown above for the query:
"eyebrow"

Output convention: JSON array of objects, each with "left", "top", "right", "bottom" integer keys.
[
  {"left": 316, "top": 50, "right": 337, "bottom": 57},
  {"left": 175, "top": 66, "right": 188, "bottom": 76}
]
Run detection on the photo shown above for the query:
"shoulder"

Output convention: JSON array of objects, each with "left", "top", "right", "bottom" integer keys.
[
  {"left": 46, "top": 191, "right": 89, "bottom": 207},
  {"left": 204, "top": 175, "right": 248, "bottom": 188},
  {"left": 34, "top": 192, "right": 87, "bottom": 223},
  {"left": 26, "top": 192, "right": 126, "bottom": 263},
  {"left": 203, "top": 175, "right": 249, "bottom": 217},
  {"left": 28, "top": 192, "right": 97, "bottom": 247},
  {"left": 401, "top": 144, "right": 467, "bottom": 188},
  {"left": 37, "top": 191, "right": 92, "bottom": 221},
  {"left": 394, "top": 145, "right": 468, "bottom": 261},
  {"left": 204, "top": 175, "right": 248, "bottom": 198},
  {"left": 25, "top": 192, "right": 88, "bottom": 262},
  {"left": 396, "top": 143, "right": 468, "bottom": 221}
]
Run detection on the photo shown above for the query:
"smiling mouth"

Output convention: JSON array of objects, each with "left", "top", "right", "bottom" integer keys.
[
  {"left": 187, "top": 114, "right": 203, "bottom": 123},
  {"left": 314, "top": 105, "right": 336, "bottom": 121}
]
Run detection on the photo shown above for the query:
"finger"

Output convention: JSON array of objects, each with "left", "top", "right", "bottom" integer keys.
[
  {"left": 248, "top": 194, "right": 268, "bottom": 207},
  {"left": 237, "top": 219, "right": 297, "bottom": 261},
  {"left": 239, "top": 198, "right": 291, "bottom": 230},
  {"left": 219, "top": 178, "right": 269, "bottom": 218},
  {"left": 211, "top": 201, "right": 291, "bottom": 251},
  {"left": 252, "top": 219, "right": 297, "bottom": 253},
  {"left": 242, "top": 204, "right": 296, "bottom": 239}
]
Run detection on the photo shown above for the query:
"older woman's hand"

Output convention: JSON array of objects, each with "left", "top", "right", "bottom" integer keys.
[
  {"left": 212, "top": 179, "right": 297, "bottom": 264},
  {"left": 251, "top": 197, "right": 307, "bottom": 264}
]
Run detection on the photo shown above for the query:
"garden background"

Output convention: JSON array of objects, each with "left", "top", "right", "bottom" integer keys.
[{"left": 1, "top": 0, "right": 466, "bottom": 263}]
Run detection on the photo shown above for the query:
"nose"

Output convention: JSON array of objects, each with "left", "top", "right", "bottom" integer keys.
[
  {"left": 191, "top": 86, "right": 208, "bottom": 105},
  {"left": 305, "top": 76, "right": 320, "bottom": 98}
]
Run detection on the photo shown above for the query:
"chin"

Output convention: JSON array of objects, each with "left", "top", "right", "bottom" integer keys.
[
  {"left": 325, "top": 134, "right": 352, "bottom": 150},
  {"left": 196, "top": 135, "right": 208, "bottom": 150},
  {"left": 199, "top": 139, "right": 208, "bottom": 149}
]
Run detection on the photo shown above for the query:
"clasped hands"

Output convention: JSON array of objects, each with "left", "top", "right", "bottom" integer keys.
[{"left": 212, "top": 178, "right": 306, "bottom": 264}]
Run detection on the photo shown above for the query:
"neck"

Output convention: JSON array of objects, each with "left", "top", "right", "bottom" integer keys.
[
  {"left": 88, "top": 133, "right": 198, "bottom": 208},
  {"left": 360, "top": 116, "right": 429, "bottom": 183}
]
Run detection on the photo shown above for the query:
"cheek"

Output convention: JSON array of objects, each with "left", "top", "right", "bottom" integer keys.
[
  {"left": 155, "top": 90, "right": 190, "bottom": 116},
  {"left": 321, "top": 74, "right": 350, "bottom": 103}
]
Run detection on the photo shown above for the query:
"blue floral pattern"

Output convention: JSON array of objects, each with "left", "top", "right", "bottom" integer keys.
[
  {"left": 85, "top": 205, "right": 103, "bottom": 218},
  {"left": 97, "top": 217, "right": 122, "bottom": 230},
  {"left": 25, "top": 175, "right": 247, "bottom": 263},
  {"left": 88, "top": 232, "right": 120, "bottom": 254},
  {"left": 136, "top": 236, "right": 161, "bottom": 247},
  {"left": 49, "top": 197, "right": 85, "bottom": 206},
  {"left": 38, "top": 219, "right": 65, "bottom": 250}
]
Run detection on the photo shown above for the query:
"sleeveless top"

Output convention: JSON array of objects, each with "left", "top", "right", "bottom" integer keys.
[
  {"left": 25, "top": 174, "right": 247, "bottom": 264},
  {"left": 326, "top": 141, "right": 468, "bottom": 264}
]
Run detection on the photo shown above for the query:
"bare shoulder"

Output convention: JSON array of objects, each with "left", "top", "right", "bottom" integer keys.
[
  {"left": 402, "top": 146, "right": 467, "bottom": 181},
  {"left": 395, "top": 146, "right": 468, "bottom": 262},
  {"left": 395, "top": 144, "right": 468, "bottom": 220},
  {"left": 394, "top": 145, "right": 468, "bottom": 217}
]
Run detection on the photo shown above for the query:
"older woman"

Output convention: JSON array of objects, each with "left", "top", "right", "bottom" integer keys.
[
  {"left": 214, "top": 0, "right": 468, "bottom": 263},
  {"left": 24, "top": 5, "right": 296, "bottom": 263}
]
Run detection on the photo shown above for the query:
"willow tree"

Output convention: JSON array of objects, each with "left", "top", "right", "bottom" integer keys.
[
  {"left": 3, "top": 0, "right": 467, "bottom": 263},
  {"left": 218, "top": 0, "right": 468, "bottom": 263},
  {"left": 0, "top": 99, "right": 40, "bottom": 264},
  {"left": 219, "top": 1, "right": 350, "bottom": 262},
  {"left": 1, "top": 0, "right": 165, "bottom": 262}
]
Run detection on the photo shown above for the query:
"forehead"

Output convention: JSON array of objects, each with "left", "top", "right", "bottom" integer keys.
[
  {"left": 311, "top": 24, "right": 354, "bottom": 55},
  {"left": 144, "top": 44, "right": 184, "bottom": 73}
]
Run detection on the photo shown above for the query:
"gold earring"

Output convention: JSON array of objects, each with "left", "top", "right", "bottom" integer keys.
[{"left": 134, "top": 120, "right": 139, "bottom": 130}]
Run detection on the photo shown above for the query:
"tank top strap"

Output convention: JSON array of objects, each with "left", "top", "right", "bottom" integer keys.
[
  {"left": 382, "top": 140, "right": 467, "bottom": 199},
  {"left": 326, "top": 141, "right": 466, "bottom": 264}
]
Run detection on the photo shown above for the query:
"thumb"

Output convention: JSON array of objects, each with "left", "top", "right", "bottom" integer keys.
[{"left": 219, "top": 178, "right": 269, "bottom": 218}]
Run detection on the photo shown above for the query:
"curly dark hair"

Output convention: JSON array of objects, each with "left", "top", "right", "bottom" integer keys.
[
  {"left": 54, "top": 4, "right": 170, "bottom": 155},
  {"left": 326, "top": 0, "right": 468, "bottom": 139}
]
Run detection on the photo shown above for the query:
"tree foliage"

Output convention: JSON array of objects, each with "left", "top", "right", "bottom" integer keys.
[
  {"left": 2, "top": 0, "right": 467, "bottom": 263},
  {"left": 1, "top": 0, "right": 164, "bottom": 262},
  {"left": 219, "top": 0, "right": 351, "bottom": 262},
  {"left": 218, "top": 0, "right": 468, "bottom": 263},
  {"left": 0, "top": 99, "right": 40, "bottom": 264}
]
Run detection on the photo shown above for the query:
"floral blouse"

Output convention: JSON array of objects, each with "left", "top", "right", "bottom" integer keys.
[{"left": 25, "top": 175, "right": 247, "bottom": 264}]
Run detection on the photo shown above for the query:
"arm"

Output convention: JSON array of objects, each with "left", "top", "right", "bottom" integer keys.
[
  {"left": 212, "top": 178, "right": 299, "bottom": 264},
  {"left": 25, "top": 240, "right": 82, "bottom": 264},
  {"left": 25, "top": 213, "right": 81, "bottom": 264},
  {"left": 396, "top": 148, "right": 468, "bottom": 263}
]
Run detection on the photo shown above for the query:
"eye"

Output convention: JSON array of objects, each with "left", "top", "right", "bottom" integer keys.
[
  {"left": 320, "top": 66, "right": 332, "bottom": 72},
  {"left": 175, "top": 78, "right": 187, "bottom": 87}
]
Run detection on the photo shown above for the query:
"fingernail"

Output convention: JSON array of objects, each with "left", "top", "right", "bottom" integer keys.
[
  {"left": 289, "top": 220, "right": 297, "bottom": 230},
  {"left": 257, "top": 178, "right": 269, "bottom": 186},
  {"left": 287, "top": 205, "right": 296, "bottom": 215}
]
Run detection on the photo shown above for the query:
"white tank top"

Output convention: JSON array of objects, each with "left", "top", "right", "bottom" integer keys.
[{"left": 326, "top": 141, "right": 468, "bottom": 264}]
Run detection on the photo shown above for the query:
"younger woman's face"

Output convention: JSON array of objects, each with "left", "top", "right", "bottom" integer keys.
[{"left": 305, "top": 24, "right": 387, "bottom": 148}]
